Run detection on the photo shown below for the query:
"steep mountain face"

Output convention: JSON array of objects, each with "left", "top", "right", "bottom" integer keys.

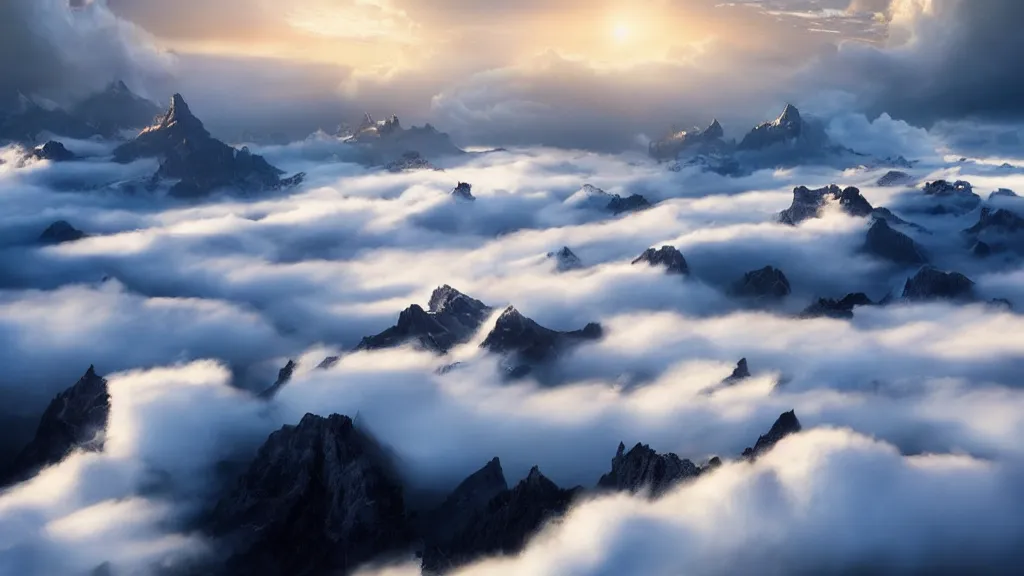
[
  {"left": 801, "top": 293, "right": 873, "bottom": 319},
  {"left": 607, "top": 193, "right": 651, "bottom": 214},
  {"left": 2, "top": 366, "right": 109, "bottom": 486},
  {"left": 30, "top": 140, "right": 76, "bottom": 162},
  {"left": 342, "top": 113, "right": 464, "bottom": 164},
  {"left": 902, "top": 267, "right": 975, "bottom": 301},
  {"left": 648, "top": 118, "right": 727, "bottom": 161},
  {"left": 723, "top": 358, "right": 752, "bottom": 383},
  {"left": 39, "top": 220, "right": 88, "bottom": 244},
  {"left": 112, "top": 94, "right": 305, "bottom": 198},
  {"left": 480, "top": 306, "right": 602, "bottom": 366},
  {"left": 547, "top": 246, "right": 583, "bottom": 272},
  {"left": 864, "top": 218, "right": 928, "bottom": 265},
  {"left": 421, "top": 466, "right": 578, "bottom": 574},
  {"left": 732, "top": 266, "right": 792, "bottom": 300},
  {"left": 258, "top": 360, "right": 298, "bottom": 399},
  {"left": 358, "top": 285, "right": 492, "bottom": 354},
  {"left": 597, "top": 442, "right": 701, "bottom": 497},
  {"left": 631, "top": 246, "right": 690, "bottom": 275},
  {"left": 420, "top": 457, "right": 509, "bottom": 565},
  {"left": 741, "top": 410, "right": 802, "bottom": 460},
  {"left": 207, "top": 413, "right": 411, "bottom": 576},
  {"left": 966, "top": 207, "right": 1024, "bottom": 235},
  {"left": 70, "top": 80, "right": 162, "bottom": 135},
  {"left": 778, "top": 184, "right": 874, "bottom": 225},
  {"left": 738, "top": 104, "right": 804, "bottom": 151}
]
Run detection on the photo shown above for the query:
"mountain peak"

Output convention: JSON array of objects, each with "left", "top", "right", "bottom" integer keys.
[{"left": 775, "top": 103, "right": 801, "bottom": 126}]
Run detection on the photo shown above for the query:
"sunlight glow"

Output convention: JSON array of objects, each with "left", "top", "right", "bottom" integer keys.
[{"left": 612, "top": 22, "right": 632, "bottom": 43}]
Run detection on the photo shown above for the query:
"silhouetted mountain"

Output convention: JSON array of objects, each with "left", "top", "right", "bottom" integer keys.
[
  {"left": 990, "top": 188, "right": 1018, "bottom": 199},
  {"left": 1, "top": 366, "right": 109, "bottom": 486},
  {"left": 902, "top": 267, "right": 975, "bottom": 301},
  {"left": 801, "top": 293, "right": 873, "bottom": 319},
  {"left": 39, "top": 220, "right": 88, "bottom": 244},
  {"left": 258, "top": 360, "right": 298, "bottom": 399},
  {"left": 607, "top": 193, "right": 651, "bottom": 214},
  {"left": 877, "top": 170, "right": 913, "bottom": 187},
  {"left": 547, "top": 246, "right": 583, "bottom": 272},
  {"left": 30, "top": 140, "right": 75, "bottom": 162},
  {"left": 70, "top": 80, "right": 162, "bottom": 135},
  {"left": 207, "top": 413, "right": 411, "bottom": 576},
  {"left": 778, "top": 184, "right": 873, "bottom": 225},
  {"left": 632, "top": 245, "right": 690, "bottom": 275},
  {"left": 420, "top": 457, "right": 508, "bottom": 566},
  {"left": 421, "top": 466, "right": 579, "bottom": 573},
  {"left": 648, "top": 118, "right": 728, "bottom": 161},
  {"left": 112, "top": 94, "right": 305, "bottom": 198},
  {"left": 732, "top": 266, "right": 791, "bottom": 300},
  {"left": 0, "top": 94, "right": 96, "bottom": 143},
  {"left": 597, "top": 442, "right": 700, "bottom": 497},
  {"left": 966, "top": 207, "right": 1024, "bottom": 235},
  {"left": 724, "top": 358, "right": 751, "bottom": 383},
  {"left": 480, "top": 306, "right": 602, "bottom": 367},
  {"left": 342, "top": 113, "right": 463, "bottom": 165},
  {"left": 864, "top": 219, "right": 928, "bottom": 265},
  {"left": 739, "top": 104, "right": 804, "bottom": 151},
  {"left": 358, "top": 285, "right": 492, "bottom": 354},
  {"left": 451, "top": 182, "right": 475, "bottom": 201},
  {"left": 917, "top": 179, "right": 981, "bottom": 215},
  {"left": 741, "top": 410, "right": 802, "bottom": 460}
]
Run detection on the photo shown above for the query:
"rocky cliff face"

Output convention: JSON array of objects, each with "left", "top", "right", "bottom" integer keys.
[
  {"left": 480, "top": 306, "right": 602, "bottom": 366},
  {"left": 113, "top": 94, "right": 305, "bottom": 198},
  {"left": 631, "top": 246, "right": 690, "bottom": 275},
  {"left": 342, "top": 113, "right": 464, "bottom": 165},
  {"left": 738, "top": 104, "right": 804, "bottom": 151},
  {"left": 741, "top": 410, "right": 802, "bottom": 460},
  {"left": 864, "top": 218, "right": 928, "bottom": 265},
  {"left": 2, "top": 366, "right": 109, "bottom": 486},
  {"left": 648, "top": 118, "right": 727, "bottom": 161},
  {"left": 207, "top": 413, "right": 412, "bottom": 576},
  {"left": 358, "top": 285, "right": 492, "bottom": 354},
  {"left": 30, "top": 140, "right": 75, "bottom": 162},
  {"left": 778, "top": 184, "right": 874, "bottom": 225},
  {"left": 597, "top": 442, "right": 700, "bottom": 497}
]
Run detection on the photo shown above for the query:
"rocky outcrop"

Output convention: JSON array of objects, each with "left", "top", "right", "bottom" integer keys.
[
  {"left": 112, "top": 94, "right": 305, "bottom": 198},
  {"left": 738, "top": 104, "right": 803, "bottom": 151},
  {"left": 741, "top": 410, "right": 802, "bottom": 460},
  {"left": 70, "top": 80, "right": 162, "bottom": 135},
  {"left": 648, "top": 118, "right": 727, "bottom": 161},
  {"left": 421, "top": 466, "right": 578, "bottom": 573},
  {"left": 990, "top": 188, "right": 1018, "bottom": 199},
  {"left": 607, "top": 193, "right": 651, "bottom": 214},
  {"left": 207, "top": 413, "right": 411, "bottom": 576},
  {"left": 30, "top": 140, "right": 75, "bottom": 162},
  {"left": 2, "top": 366, "right": 109, "bottom": 486},
  {"left": 420, "top": 458, "right": 508, "bottom": 565},
  {"left": 965, "top": 207, "right": 1024, "bottom": 235},
  {"left": 800, "top": 293, "right": 873, "bottom": 319},
  {"left": 778, "top": 184, "right": 873, "bottom": 225},
  {"left": 902, "top": 267, "right": 975, "bottom": 302},
  {"left": 258, "top": 360, "right": 298, "bottom": 399},
  {"left": 343, "top": 113, "right": 463, "bottom": 164},
  {"left": 731, "top": 266, "right": 791, "bottom": 300},
  {"left": 547, "top": 246, "right": 583, "bottom": 272},
  {"left": 358, "top": 285, "right": 492, "bottom": 354},
  {"left": 919, "top": 179, "right": 981, "bottom": 215},
  {"left": 451, "top": 182, "right": 475, "bottom": 201},
  {"left": 724, "top": 358, "right": 751, "bottom": 383},
  {"left": 597, "top": 442, "right": 700, "bottom": 497},
  {"left": 877, "top": 170, "right": 913, "bottom": 187},
  {"left": 480, "top": 307, "right": 602, "bottom": 366},
  {"left": 864, "top": 218, "right": 928, "bottom": 265},
  {"left": 39, "top": 220, "right": 88, "bottom": 244},
  {"left": 631, "top": 246, "right": 690, "bottom": 275},
  {"left": 385, "top": 150, "right": 436, "bottom": 172}
]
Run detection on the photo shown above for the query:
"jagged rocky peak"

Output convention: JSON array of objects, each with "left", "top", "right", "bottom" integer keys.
[
  {"left": 259, "top": 359, "right": 298, "bottom": 399},
  {"left": 902, "top": 266, "right": 975, "bottom": 302},
  {"left": 914, "top": 178, "right": 981, "bottom": 215},
  {"left": 547, "top": 246, "right": 583, "bottom": 272},
  {"left": 385, "top": 150, "right": 435, "bottom": 172},
  {"left": 741, "top": 410, "right": 802, "bottom": 460},
  {"left": 877, "top": 170, "right": 913, "bottom": 187},
  {"left": 801, "top": 293, "right": 873, "bottom": 319},
  {"left": 358, "top": 286, "right": 491, "bottom": 354},
  {"left": 923, "top": 179, "right": 973, "bottom": 196},
  {"left": 420, "top": 465, "right": 578, "bottom": 573},
  {"left": 481, "top": 305, "right": 603, "bottom": 366},
  {"left": 864, "top": 218, "right": 928, "bottom": 265},
  {"left": 565, "top": 184, "right": 650, "bottom": 214},
  {"left": 452, "top": 181, "right": 475, "bottom": 201},
  {"left": 738, "top": 103, "right": 804, "bottom": 151},
  {"left": 31, "top": 140, "right": 75, "bottom": 162},
  {"left": 724, "top": 358, "right": 751, "bottom": 383},
  {"left": 648, "top": 117, "right": 727, "bottom": 161},
  {"left": 597, "top": 441, "right": 700, "bottom": 497},
  {"left": 991, "top": 188, "right": 1018, "bottom": 199},
  {"left": 207, "top": 413, "right": 411, "bottom": 576},
  {"left": 704, "top": 118, "right": 724, "bottom": 140},
  {"left": 966, "top": 207, "right": 1024, "bottom": 235},
  {"left": 779, "top": 184, "right": 873, "bottom": 225},
  {"left": 422, "top": 457, "right": 509, "bottom": 556},
  {"left": 2, "top": 366, "right": 109, "bottom": 486},
  {"left": 631, "top": 245, "right": 690, "bottom": 275},
  {"left": 732, "top": 266, "right": 791, "bottom": 300},
  {"left": 39, "top": 220, "right": 88, "bottom": 244},
  {"left": 607, "top": 193, "right": 651, "bottom": 214}
]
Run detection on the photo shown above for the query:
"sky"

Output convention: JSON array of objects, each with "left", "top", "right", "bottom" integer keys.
[{"left": 10, "top": 0, "right": 1023, "bottom": 149}]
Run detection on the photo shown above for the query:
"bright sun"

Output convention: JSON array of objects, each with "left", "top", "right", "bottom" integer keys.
[{"left": 612, "top": 22, "right": 631, "bottom": 43}]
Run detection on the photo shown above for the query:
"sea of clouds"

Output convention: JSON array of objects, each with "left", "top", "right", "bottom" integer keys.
[{"left": 2, "top": 109, "right": 1024, "bottom": 575}]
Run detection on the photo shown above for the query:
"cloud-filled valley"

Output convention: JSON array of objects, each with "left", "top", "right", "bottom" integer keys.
[{"left": 3, "top": 1, "right": 1024, "bottom": 575}]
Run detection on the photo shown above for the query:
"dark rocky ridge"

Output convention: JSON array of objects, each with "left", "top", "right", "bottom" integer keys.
[
  {"left": 632, "top": 245, "right": 690, "bottom": 275},
  {"left": 358, "top": 285, "right": 492, "bottom": 354},
  {"left": 741, "top": 410, "right": 802, "bottom": 460},
  {"left": 113, "top": 94, "right": 305, "bottom": 198},
  {"left": 31, "top": 140, "right": 75, "bottom": 162},
  {"left": 343, "top": 113, "right": 464, "bottom": 165},
  {"left": 480, "top": 306, "right": 603, "bottom": 366},
  {"left": 648, "top": 118, "right": 726, "bottom": 161},
  {"left": 732, "top": 266, "right": 792, "bottom": 300},
  {"left": 778, "top": 184, "right": 873, "bottom": 225},
  {"left": 597, "top": 442, "right": 701, "bottom": 497},
  {"left": 739, "top": 104, "right": 803, "bottom": 151},
  {"left": 916, "top": 179, "right": 981, "bottom": 215},
  {"left": 902, "top": 267, "right": 975, "bottom": 301},
  {"left": 965, "top": 207, "right": 1024, "bottom": 235},
  {"left": 39, "top": 220, "right": 88, "bottom": 244},
  {"left": 258, "top": 360, "right": 298, "bottom": 399},
  {"left": 877, "top": 170, "right": 913, "bottom": 187},
  {"left": 70, "top": 80, "right": 163, "bottom": 135},
  {"left": 864, "top": 219, "right": 928, "bottom": 265},
  {"left": 1, "top": 366, "right": 109, "bottom": 486},
  {"left": 607, "top": 193, "right": 651, "bottom": 214},
  {"left": 801, "top": 293, "right": 873, "bottom": 319},
  {"left": 451, "top": 182, "right": 475, "bottom": 201},
  {"left": 724, "top": 358, "right": 752, "bottom": 383}
]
